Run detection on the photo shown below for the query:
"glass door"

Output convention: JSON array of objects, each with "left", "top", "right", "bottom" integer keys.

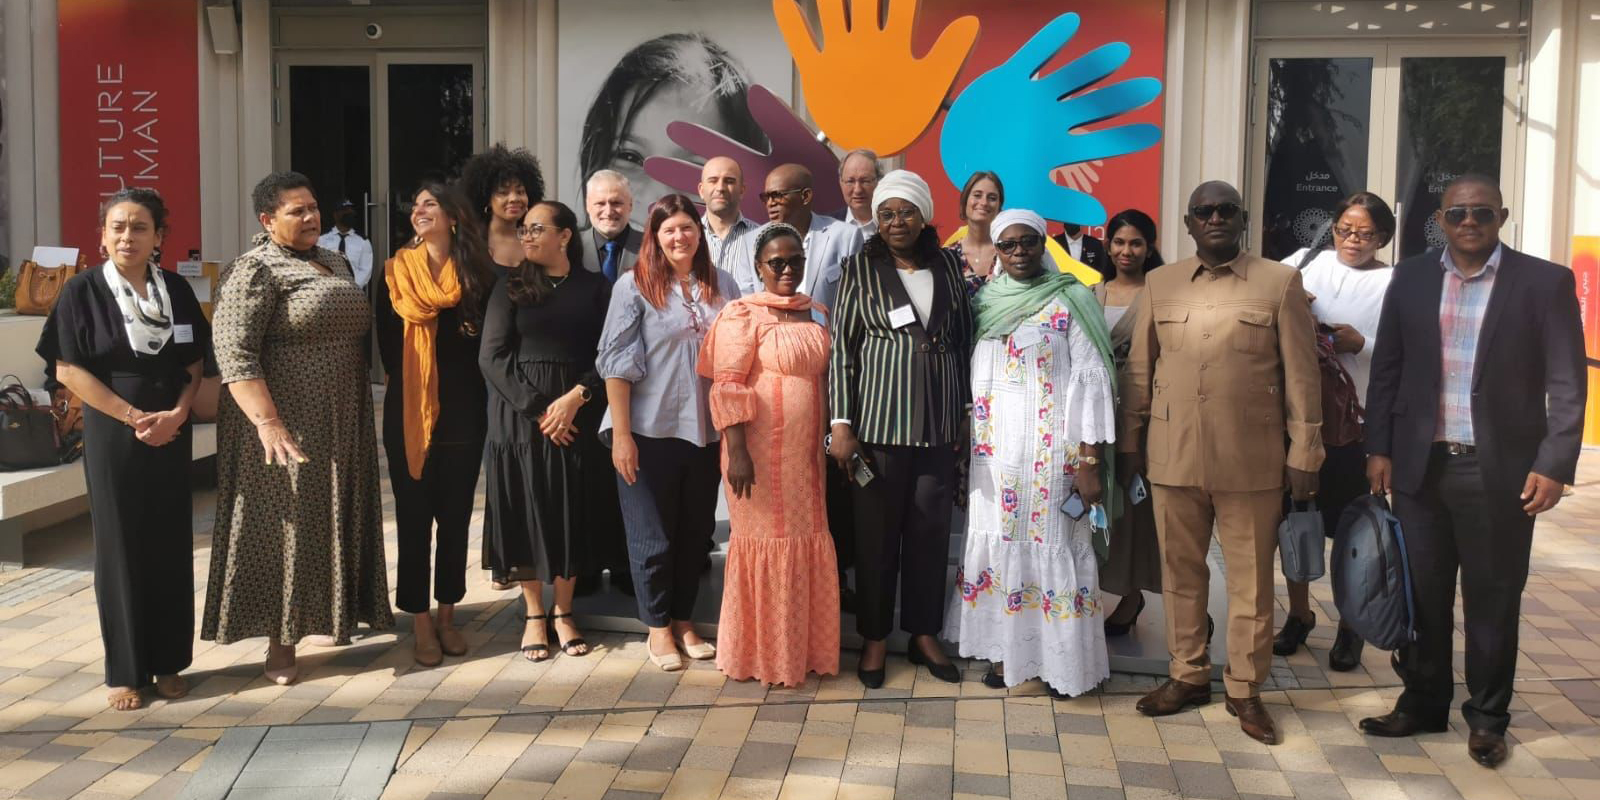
[{"left": 1251, "top": 42, "right": 1521, "bottom": 262}]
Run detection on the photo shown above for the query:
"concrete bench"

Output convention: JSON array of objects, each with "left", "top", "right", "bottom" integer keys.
[{"left": 0, "top": 311, "right": 217, "bottom": 569}]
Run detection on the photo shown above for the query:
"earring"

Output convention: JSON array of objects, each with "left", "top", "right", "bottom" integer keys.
[{"left": 451, "top": 223, "right": 457, "bottom": 235}]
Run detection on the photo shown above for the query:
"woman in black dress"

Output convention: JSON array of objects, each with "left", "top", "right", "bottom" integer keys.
[
  {"left": 480, "top": 200, "right": 619, "bottom": 660},
  {"left": 374, "top": 182, "right": 493, "bottom": 667},
  {"left": 38, "top": 189, "right": 209, "bottom": 710}
]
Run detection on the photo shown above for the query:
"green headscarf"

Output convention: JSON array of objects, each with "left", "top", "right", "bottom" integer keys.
[{"left": 974, "top": 251, "right": 1124, "bottom": 561}]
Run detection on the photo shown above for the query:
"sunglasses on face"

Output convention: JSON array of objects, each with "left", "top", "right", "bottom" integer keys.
[
  {"left": 1441, "top": 205, "right": 1499, "bottom": 226},
  {"left": 994, "top": 234, "right": 1045, "bottom": 254},
  {"left": 759, "top": 188, "right": 806, "bottom": 204},
  {"left": 761, "top": 255, "right": 806, "bottom": 274},
  {"left": 1189, "top": 202, "right": 1242, "bottom": 221},
  {"left": 1333, "top": 226, "right": 1378, "bottom": 244}
]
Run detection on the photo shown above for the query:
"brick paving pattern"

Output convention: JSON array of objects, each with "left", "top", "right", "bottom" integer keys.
[{"left": 2, "top": 444, "right": 1600, "bottom": 799}]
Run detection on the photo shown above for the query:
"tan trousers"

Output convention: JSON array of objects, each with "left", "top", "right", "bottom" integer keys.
[{"left": 1151, "top": 485, "right": 1282, "bottom": 698}]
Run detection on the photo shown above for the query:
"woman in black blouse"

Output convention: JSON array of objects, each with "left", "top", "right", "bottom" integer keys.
[
  {"left": 480, "top": 200, "right": 620, "bottom": 660},
  {"left": 374, "top": 182, "right": 493, "bottom": 667},
  {"left": 38, "top": 188, "right": 209, "bottom": 710}
]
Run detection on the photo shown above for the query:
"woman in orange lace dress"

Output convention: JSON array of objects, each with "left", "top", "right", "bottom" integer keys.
[{"left": 699, "top": 222, "right": 840, "bottom": 686}]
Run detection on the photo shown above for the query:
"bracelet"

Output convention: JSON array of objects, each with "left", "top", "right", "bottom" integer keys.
[
  {"left": 255, "top": 417, "right": 282, "bottom": 428},
  {"left": 123, "top": 406, "right": 136, "bottom": 426}
]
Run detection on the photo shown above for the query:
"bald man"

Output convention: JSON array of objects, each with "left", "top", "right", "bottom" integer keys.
[
  {"left": 1121, "top": 180, "right": 1323, "bottom": 746},
  {"left": 751, "top": 163, "right": 861, "bottom": 312},
  {"left": 698, "top": 156, "right": 757, "bottom": 280}
]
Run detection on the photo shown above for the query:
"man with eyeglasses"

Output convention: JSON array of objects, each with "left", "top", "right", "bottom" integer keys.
[
  {"left": 837, "top": 149, "right": 882, "bottom": 239},
  {"left": 1120, "top": 181, "right": 1323, "bottom": 746},
  {"left": 748, "top": 163, "right": 861, "bottom": 312},
  {"left": 1360, "top": 174, "right": 1585, "bottom": 768}
]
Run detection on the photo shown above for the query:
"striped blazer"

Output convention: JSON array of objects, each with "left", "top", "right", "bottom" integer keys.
[{"left": 828, "top": 248, "right": 974, "bottom": 447}]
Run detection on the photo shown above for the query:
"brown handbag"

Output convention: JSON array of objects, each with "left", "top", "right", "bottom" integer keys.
[{"left": 14, "top": 255, "right": 90, "bottom": 316}]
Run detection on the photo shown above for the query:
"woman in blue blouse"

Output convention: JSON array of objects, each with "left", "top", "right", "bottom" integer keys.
[{"left": 597, "top": 193, "right": 741, "bottom": 672}]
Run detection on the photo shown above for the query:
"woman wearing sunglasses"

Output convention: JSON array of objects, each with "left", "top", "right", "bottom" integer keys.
[
  {"left": 941, "top": 208, "right": 1119, "bottom": 697},
  {"left": 597, "top": 193, "right": 741, "bottom": 672},
  {"left": 697, "top": 221, "right": 840, "bottom": 687},
  {"left": 1272, "top": 191, "right": 1396, "bottom": 671}
]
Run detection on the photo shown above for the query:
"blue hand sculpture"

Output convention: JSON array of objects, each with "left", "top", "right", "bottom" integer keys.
[{"left": 939, "top": 13, "right": 1162, "bottom": 226}]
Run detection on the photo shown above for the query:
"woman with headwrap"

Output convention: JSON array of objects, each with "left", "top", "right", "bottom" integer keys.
[
  {"left": 828, "top": 170, "right": 974, "bottom": 688},
  {"left": 698, "top": 221, "right": 840, "bottom": 687},
  {"left": 942, "top": 208, "right": 1118, "bottom": 698}
]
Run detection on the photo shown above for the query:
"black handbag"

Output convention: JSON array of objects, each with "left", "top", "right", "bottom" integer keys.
[{"left": 0, "top": 376, "right": 63, "bottom": 470}]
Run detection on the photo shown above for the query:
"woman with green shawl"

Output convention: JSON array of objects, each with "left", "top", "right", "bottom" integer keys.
[{"left": 941, "top": 208, "right": 1119, "bottom": 698}]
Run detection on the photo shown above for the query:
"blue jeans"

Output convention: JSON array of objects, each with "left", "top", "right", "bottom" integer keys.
[{"left": 616, "top": 435, "right": 721, "bottom": 627}]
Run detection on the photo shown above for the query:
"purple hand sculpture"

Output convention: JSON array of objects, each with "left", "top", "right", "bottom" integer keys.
[{"left": 644, "top": 84, "right": 845, "bottom": 220}]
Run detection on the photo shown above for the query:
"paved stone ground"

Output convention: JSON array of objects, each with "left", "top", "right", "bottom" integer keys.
[{"left": 3, "top": 441, "right": 1600, "bottom": 799}]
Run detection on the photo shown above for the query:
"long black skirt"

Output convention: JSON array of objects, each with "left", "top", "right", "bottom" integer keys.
[{"left": 82, "top": 406, "right": 195, "bottom": 688}]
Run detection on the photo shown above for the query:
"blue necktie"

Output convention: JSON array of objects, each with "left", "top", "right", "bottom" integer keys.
[{"left": 601, "top": 239, "right": 620, "bottom": 283}]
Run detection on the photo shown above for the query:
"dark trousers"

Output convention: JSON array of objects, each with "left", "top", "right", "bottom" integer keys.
[
  {"left": 388, "top": 441, "right": 483, "bottom": 614},
  {"left": 1391, "top": 448, "right": 1534, "bottom": 734},
  {"left": 617, "top": 435, "right": 721, "bottom": 627},
  {"left": 851, "top": 443, "right": 957, "bottom": 640}
]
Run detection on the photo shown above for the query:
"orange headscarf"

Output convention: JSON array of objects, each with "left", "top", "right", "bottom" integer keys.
[{"left": 386, "top": 245, "right": 461, "bottom": 479}]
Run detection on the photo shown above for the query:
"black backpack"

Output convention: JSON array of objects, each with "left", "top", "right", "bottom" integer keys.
[{"left": 1332, "top": 494, "right": 1417, "bottom": 650}]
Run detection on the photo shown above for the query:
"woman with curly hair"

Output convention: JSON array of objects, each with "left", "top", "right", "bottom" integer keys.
[{"left": 459, "top": 144, "right": 546, "bottom": 272}]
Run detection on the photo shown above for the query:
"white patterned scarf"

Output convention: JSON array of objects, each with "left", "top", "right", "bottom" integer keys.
[{"left": 102, "top": 260, "right": 173, "bottom": 355}]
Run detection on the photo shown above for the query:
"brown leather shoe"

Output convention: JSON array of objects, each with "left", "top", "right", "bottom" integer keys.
[
  {"left": 1136, "top": 679, "right": 1212, "bottom": 716},
  {"left": 1468, "top": 730, "right": 1508, "bottom": 768},
  {"left": 1225, "top": 695, "right": 1279, "bottom": 745}
]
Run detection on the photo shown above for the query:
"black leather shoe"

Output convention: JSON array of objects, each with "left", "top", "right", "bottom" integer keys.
[
  {"left": 857, "top": 662, "right": 885, "bottom": 689},
  {"left": 1468, "top": 729, "right": 1508, "bottom": 768},
  {"left": 981, "top": 665, "right": 1006, "bottom": 689},
  {"left": 1328, "top": 626, "right": 1364, "bottom": 672},
  {"left": 1359, "top": 710, "right": 1448, "bottom": 738},
  {"left": 1272, "top": 613, "right": 1316, "bottom": 656},
  {"left": 907, "top": 639, "right": 961, "bottom": 683},
  {"left": 1104, "top": 594, "right": 1146, "bottom": 637}
]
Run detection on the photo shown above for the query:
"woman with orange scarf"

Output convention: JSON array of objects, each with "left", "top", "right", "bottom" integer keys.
[{"left": 375, "top": 182, "right": 495, "bottom": 666}]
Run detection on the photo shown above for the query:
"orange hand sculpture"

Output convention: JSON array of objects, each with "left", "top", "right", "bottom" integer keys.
[{"left": 774, "top": 0, "right": 979, "bottom": 155}]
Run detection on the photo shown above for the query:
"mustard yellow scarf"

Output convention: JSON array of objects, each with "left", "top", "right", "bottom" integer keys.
[{"left": 386, "top": 245, "right": 461, "bottom": 479}]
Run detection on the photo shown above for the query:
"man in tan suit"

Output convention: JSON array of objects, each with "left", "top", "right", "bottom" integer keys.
[{"left": 1119, "top": 181, "right": 1323, "bottom": 744}]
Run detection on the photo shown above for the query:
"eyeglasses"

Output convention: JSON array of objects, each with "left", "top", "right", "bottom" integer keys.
[
  {"left": 759, "top": 188, "right": 806, "bottom": 204},
  {"left": 761, "top": 255, "right": 806, "bottom": 274},
  {"left": 875, "top": 208, "right": 921, "bottom": 226},
  {"left": 842, "top": 177, "right": 877, "bottom": 188},
  {"left": 1333, "top": 226, "right": 1379, "bottom": 244},
  {"left": 681, "top": 289, "right": 706, "bottom": 333},
  {"left": 1188, "top": 202, "right": 1242, "bottom": 221},
  {"left": 994, "top": 234, "right": 1045, "bottom": 254},
  {"left": 515, "top": 223, "right": 553, "bottom": 239},
  {"left": 1441, "top": 205, "right": 1499, "bottom": 226}
]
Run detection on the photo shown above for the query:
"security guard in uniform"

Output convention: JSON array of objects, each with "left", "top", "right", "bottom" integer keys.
[{"left": 1119, "top": 181, "right": 1323, "bottom": 745}]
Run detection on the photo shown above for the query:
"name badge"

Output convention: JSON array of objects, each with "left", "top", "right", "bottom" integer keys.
[
  {"left": 888, "top": 304, "right": 917, "bottom": 329},
  {"left": 1010, "top": 325, "right": 1044, "bottom": 350},
  {"left": 810, "top": 308, "right": 827, "bottom": 327},
  {"left": 173, "top": 324, "right": 194, "bottom": 344}
]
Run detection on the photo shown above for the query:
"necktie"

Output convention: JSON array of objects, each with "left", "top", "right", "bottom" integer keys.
[
  {"left": 601, "top": 239, "right": 620, "bottom": 283},
  {"left": 338, "top": 233, "right": 347, "bottom": 254}
]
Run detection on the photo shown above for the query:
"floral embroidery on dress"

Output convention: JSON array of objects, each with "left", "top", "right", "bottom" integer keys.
[
  {"left": 1027, "top": 339, "right": 1055, "bottom": 543},
  {"left": 1005, "top": 334, "right": 1025, "bottom": 383},
  {"left": 955, "top": 565, "right": 998, "bottom": 605},
  {"left": 972, "top": 394, "right": 995, "bottom": 457},
  {"left": 1000, "top": 473, "right": 1021, "bottom": 541}
]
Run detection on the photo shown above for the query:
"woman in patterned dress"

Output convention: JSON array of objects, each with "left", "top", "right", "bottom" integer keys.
[
  {"left": 943, "top": 208, "right": 1119, "bottom": 698},
  {"left": 699, "top": 222, "right": 840, "bottom": 687},
  {"left": 203, "top": 171, "right": 393, "bottom": 685}
]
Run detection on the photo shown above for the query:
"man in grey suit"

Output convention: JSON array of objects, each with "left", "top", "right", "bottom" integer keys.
[{"left": 581, "top": 169, "right": 643, "bottom": 282}]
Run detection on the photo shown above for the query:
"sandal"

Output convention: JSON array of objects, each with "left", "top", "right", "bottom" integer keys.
[
  {"left": 154, "top": 674, "right": 189, "bottom": 700},
  {"left": 551, "top": 612, "right": 590, "bottom": 657},
  {"left": 981, "top": 665, "right": 1006, "bottom": 690},
  {"left": 520, "top": 614, "right": 552, "bottom": 663},
  {"left": 107, "top": 687, "right": 143, "bottom": 711}
]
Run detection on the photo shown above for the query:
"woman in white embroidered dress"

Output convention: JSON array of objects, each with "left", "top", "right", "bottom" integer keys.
[{"left": 943, "top": 208, "right": 1118, "bottom": 697}]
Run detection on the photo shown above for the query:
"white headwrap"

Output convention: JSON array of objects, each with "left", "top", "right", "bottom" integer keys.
[
  {"left": 871, "top": 169, "right": 934, "bottom": 221},
  {"left": 990, "top": 208, "right": 1048, "bottom": 238}
]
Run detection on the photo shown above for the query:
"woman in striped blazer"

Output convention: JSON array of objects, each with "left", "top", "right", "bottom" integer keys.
[{"left": 828, "top": 170, "right": 974, "bottom": 688}]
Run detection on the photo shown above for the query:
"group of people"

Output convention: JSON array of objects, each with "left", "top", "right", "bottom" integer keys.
[{"left": 41, "top": 141, "right": 1585, "bottom": 768}]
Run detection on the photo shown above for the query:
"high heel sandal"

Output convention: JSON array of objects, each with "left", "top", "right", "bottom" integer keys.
[
  {"left": 551, "top": 612, "right": 590, "bottom": 657},
  {"left": 1104, "top": 594, "right": 1147, "bottom": 637},
  {"left": 520, "top": 614, "right": 551, "bottom": 663}
]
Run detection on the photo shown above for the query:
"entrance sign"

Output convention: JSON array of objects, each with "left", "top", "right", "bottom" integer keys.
[{"left": 58, "top": 0, "right": 200, "bottom": 270}]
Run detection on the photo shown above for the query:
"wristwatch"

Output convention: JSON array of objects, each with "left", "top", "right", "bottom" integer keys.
[{"left": 1079, "top": 455, "right": 1101, "bottom": 466}]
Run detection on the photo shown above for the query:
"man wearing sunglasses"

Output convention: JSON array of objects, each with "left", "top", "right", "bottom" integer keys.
[
  {"left": 1360, "top": 174, "right": 1585, "bottom": 768},
  {"left": 747, "top": 163, "right": 862, "bottom": 312},
  {"left": 1120, "top": 181, "right": 1323, "bottom": 746}
]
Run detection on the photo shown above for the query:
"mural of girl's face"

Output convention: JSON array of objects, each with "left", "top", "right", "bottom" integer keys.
[{"left": 606, "top": 83, "right": 733, "bottom": 230}]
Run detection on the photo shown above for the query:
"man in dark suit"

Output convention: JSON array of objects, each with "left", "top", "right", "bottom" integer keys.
[
  {"left": 1053, "top": 224, "right": 1106, "bottom": 275},
  {"left": 580, "top": 169, "right": 643, "bottom": 281},
  {"left": 1362, "top": 174, "right": 1586, "bottom": 768}
]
